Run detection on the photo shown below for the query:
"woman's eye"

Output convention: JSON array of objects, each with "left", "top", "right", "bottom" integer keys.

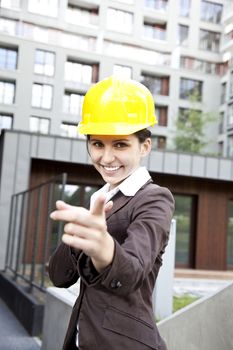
[
  {"left": 114, "top": 142, "right": 127, "bottom": 148},
  {"left": 92, "top": 141, "right": 103, "bottom": 148}
]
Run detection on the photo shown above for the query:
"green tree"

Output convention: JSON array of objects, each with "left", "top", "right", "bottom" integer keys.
[{"left": 174, "top": 92, "right": 216, "bottom": 154}]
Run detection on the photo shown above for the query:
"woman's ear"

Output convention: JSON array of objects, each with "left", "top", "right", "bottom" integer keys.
[{"left": 141, "top": 138, "right": 152, "bottom": 157}]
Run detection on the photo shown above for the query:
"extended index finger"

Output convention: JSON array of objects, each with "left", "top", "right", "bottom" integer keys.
[{"left": 90, "top": 194, "right": 106, "bottom": 217}]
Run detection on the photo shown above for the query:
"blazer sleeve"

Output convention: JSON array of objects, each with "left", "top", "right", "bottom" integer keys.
[
  {"left": 79, "top": 185, "right": 174, "bottom": 296},
  {"left": 48, "top": 242, "right": 81, "bottom": 288}
]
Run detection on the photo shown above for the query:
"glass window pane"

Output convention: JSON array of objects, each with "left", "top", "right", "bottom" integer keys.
[
  {"left": 227, "top": 201, "right": 233, "bottom": 267},
  {"left": 174, "top": 195, "right": 193, "bottom": 266},
  {"left": 0, "top": 114, "right": 13, "bottom": 130},
  {"left": 4, "top": 82, "right": 15, "bottom": 104},
  {"left": 32, "top": 84, "right": 42, "bottom": 107},
  {"left": 30, "top": 116, "right": 39, "bottom": 132}
]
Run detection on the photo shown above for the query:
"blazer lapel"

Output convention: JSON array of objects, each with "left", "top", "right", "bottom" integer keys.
[
  {"left": 106, "top": 192, "right": 133, "bottom": 220},
  {"left": 105, "top": 179, "right": 153, "bottom": 220}
]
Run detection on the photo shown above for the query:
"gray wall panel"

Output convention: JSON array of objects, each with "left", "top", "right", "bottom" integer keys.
[
  {"left": 14, "top": 133, "right": 31, "bottom": 193},
  {"left": 206, "top": 157, "right": 219, "bottom": 179},
  {"left": 164, "top": 153, "right": 178, "bottom": 174},
  {"left": 0, "top": 133, "right": 19, "bottom": 269},
  {"left": 219, "top": 159, "right": 232, "bottom": 181},
  {"left": 54, "top": 138, "right": 72, "bottom": 162},
  {"left": 178, "top": 154, "right": 192, "bottom": 176},
  {"left": 149, "top": 151, "right": 164, "bottom": 172},
  {"left": 71, "top": 140, "right": 88, "bottom": 164},
  {"left": 37, "top": 136, "right": 55, "bottom": 160},
  {"left": 192, "top": 156, "right": 205, "bottom": 177}
]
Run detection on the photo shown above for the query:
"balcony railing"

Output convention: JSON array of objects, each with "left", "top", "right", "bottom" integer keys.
[{"left": 5, "top": 173, "right": 67, "bottom": 293}]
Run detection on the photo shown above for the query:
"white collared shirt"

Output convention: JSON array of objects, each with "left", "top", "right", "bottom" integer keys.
[{"left": 90, "top": 166, "right": 151, "bottom": 209}]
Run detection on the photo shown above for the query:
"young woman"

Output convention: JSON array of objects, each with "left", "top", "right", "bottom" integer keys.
[{"left": 49, "top": 76, "right": 174, "bottom": 350}]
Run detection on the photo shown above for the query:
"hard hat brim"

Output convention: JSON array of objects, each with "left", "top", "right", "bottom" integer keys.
[{"left": 77, "top": 122, "right": 156, "bottom": 135}]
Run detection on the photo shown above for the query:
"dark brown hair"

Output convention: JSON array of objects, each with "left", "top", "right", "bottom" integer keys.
[{"left": 86, "top": 128, "right": 151, "bottom": 143}]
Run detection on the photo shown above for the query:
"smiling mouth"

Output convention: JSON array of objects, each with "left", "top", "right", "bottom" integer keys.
[{"left": 101, "top": 165, "right": 121, "bottom": 172}]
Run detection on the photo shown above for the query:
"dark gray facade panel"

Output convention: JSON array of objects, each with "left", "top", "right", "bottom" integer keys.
[
  {"left": 37, "top": 136, "right": 56, "bottom": 160},
  {"left": 71, "top": 140, "right": 89, "bottom": 164},
  {"left": 14, "top": 133, "right": 31, "bottom": 193},
  {"left": 164, "top": 153, "right": 178, "bottom": 174},
  {"left": 206, "top": 157, "right": 219, "bottom": 179},
  {"left": 219, "top": 159, "right": 232, "bottom": 181},
  {"left": 178, "top": 154, "right": 192, "bottom": 176},
  {"left": 148, "top": 152, "right": 164, "bottom": 173},
  {"left": 54, "top": 138, "right": 72, "bottom": 162},
  {"left": 192, "top": 156, "right": 206, "bottom": 177}
]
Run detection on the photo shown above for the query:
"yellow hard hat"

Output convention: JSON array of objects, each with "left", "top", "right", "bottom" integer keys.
[{"left": 77, "top": 76, "right": 157, "bottom": 135}]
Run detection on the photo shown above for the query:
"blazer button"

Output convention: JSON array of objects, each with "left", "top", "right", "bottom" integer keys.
[{"left": 110, "top": 279, "right": 122, "bottom": 289}]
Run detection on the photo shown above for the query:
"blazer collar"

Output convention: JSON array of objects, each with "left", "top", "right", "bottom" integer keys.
[{"left": 106, "top": 179, "right": 153, "bottom": 220}]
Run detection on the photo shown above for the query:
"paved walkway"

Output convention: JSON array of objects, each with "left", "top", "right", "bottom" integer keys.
[{"left": 0, "top": 298, "right": 41, "bottom": 350}]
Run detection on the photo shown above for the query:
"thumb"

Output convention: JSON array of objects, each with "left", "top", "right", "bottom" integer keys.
[{"left": 90, "top": 194, "right": 106, "bottom": 217}]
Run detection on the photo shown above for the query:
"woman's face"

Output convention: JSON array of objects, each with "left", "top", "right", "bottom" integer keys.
[{"left": 88, "top": 134, "right": 151, "bottom": 189}]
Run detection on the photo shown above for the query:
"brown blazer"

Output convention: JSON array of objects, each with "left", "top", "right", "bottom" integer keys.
[{"left": 49, "top": 180, "right": 174, "bottom": 350}]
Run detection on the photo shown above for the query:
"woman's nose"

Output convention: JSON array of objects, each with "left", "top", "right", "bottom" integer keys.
[{"left": 101, "top": 148, "right": 115, "bottom": 163}]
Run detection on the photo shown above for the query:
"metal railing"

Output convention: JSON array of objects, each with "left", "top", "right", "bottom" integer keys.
[{"left": 5, "top": 173, "right": 67, "bottom": 292}]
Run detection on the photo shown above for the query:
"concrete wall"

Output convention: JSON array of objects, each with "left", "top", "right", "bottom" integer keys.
[
  {"left": 158, "top": 281, "right": 233, "bottom": 350},
  {"left": 42, "top": 281, "right": 233, "bottom": 350},
  {"left": 41, "top": 287, "right": 75, "bottom": 350}
]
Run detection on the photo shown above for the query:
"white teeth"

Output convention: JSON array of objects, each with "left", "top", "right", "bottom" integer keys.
[{"left": 103, "top": 166, "right": 120, "bottom": 171}]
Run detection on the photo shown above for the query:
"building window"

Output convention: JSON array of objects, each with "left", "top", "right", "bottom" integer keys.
[
  {"left": 113, "top": 64, "right": 132, "bottom": 79},
  {"left": 200, "top": 1, "right": 223, "bottom": 24},
  {"left": 0, "top": 81, "right": 15, "bottom": 104},
  {"left": 106, "top": 8, "right": 133, "bottom": 34},
  {"left": 219, "top": 111, "right": 224, "bottom": 134},
  {"left": 66, "top": 4, "right": 99, "bottom": 26},
  {"left": 60, "top": 122, "right": 81, "bottom": 138},
  {"left": 151, "top": 135, "right": 166, "bottom": 149},
  {"left": 178, "top": 108, "right": 202, "bottom": 126},
  {"left": 0, "top": 18, "right": 18, "bottom": 36},
  {"left": 141, "top": 73, "right": 169, "bottom": 96},
  {"left": 179, "top": 0, "right": 190, "bottom": 17},
  {"left": 61, "top": 184, "right": 99, "bottom": 208},
  {"left": 218, "top": 141, "right": 223, "bottom": 156},
  {"left": 0, "top": 113, "right": 13, "bottom": 133},
  {"left": 0, "top": 0, "right": 21, "bottom": 10},
  {"left": 230, "top": 71, "right": 233, "bottom": 98},
  {"left": 144, "top": 0, "right": 168, "bottom": 11},
  {"left": 0, "top": 47, "right": 17, "bottom": 70},
  {"left": 228, "top": 103, "right": 233, "bottom": 125},
  {"left": 227, "top": 200, "right": 233, "bottom": 268},
  {"left": 63, "top": 91, "right": 84, "bottom": 115},
  {"left": 31, "top": 83, "right": 53, "bottom": 109},
  {"left": 228, "top": 136, "right": 233, "bottom": 158},
  {"left": 177, "top": 25, "right": 189, "bottom": 46},
  {"left": 180, "top": 56, "right": 220, "bottom": 75},
  {"left": 29, "top": 116, "right": 50, "bottom": 134},
  {"left": 221, "top": 82, "right": 226, "bottom": 104},
  {"left": 34, "top": 50, "right": 55, "bottom": 76},
  {"left": 65, "top": 61, "right": 98, "bottom": 84},
  {"left": 180, "top": 78, "right": 202, "bottom": 101},
  {"left": 174, "top": 195, "right": 196, "bottom": 267},
  {"left": 143, "top": 21, "right": 166, "bottom": 40},
  {"left": 155, "top": 106, "right": 168, "bottom": 126},
  {"left": 199, "top": 29, "right": 220, "bottom": 52},
  {"left": 28, "top": 0, "right": 58, "bottom": 17}
]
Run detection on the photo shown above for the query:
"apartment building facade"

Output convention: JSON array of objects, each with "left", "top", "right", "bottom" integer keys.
[{"left": 0, "top": 0, "right": 233, "bottom": 272}]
